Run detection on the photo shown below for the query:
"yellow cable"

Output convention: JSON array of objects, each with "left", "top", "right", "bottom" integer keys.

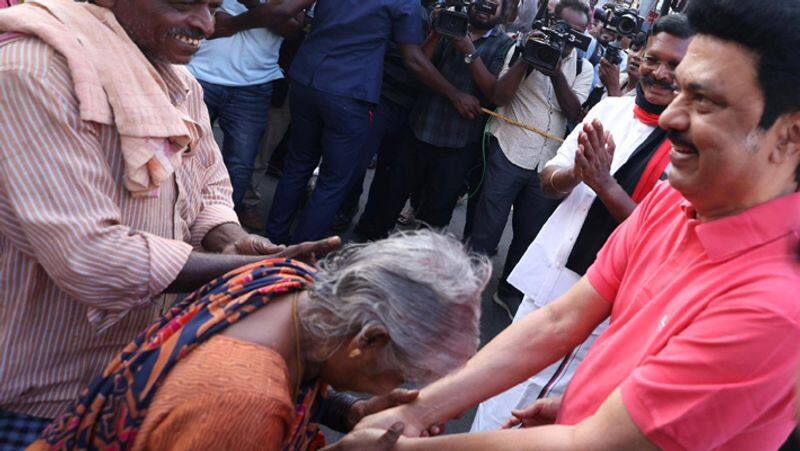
[{"left": 481, "top": 107, "right": 565, "bottom": 143}]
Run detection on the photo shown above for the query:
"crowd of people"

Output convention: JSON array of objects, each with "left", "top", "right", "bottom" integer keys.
[{"left": 0, "top": 0, "right": 798, "bottom": 450}]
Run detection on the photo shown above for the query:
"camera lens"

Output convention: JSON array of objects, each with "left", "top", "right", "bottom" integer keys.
[{"left": 618, "top": 15, "right": 636, "bottom": 35}]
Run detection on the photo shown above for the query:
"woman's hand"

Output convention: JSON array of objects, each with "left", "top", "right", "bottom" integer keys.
[
  {"left": 348, "top": 389, "right": 444, "bottom": 435},
  {"left": 322, "top": 423, "right": 405, "bottom": 451},
  {"left": 355, "top": 405, "right": 428, "bottom": 438},
  {"left": 502, "top": 396, "right": 562, "bottom": 429}
]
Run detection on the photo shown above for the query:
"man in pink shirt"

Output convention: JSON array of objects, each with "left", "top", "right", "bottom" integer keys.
[{"left": 338, "top": 0, "right": 800, "bottom": 449}]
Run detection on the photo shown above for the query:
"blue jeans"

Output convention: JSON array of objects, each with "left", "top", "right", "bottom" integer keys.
[
  {"left": 0, "top": 409, "right": 51, "bottom": 450},
  {"left": 266, "top": 82, "right": 373, "bottom": 244},
  {"left": 338, "top": 98, "right": 411, "bottom": 227},
  {"left": 198, "top": 79, "right": 274, "bottom": 209},
  {"left": 468, "top": 138, "right": 560, "bottom": 292}
]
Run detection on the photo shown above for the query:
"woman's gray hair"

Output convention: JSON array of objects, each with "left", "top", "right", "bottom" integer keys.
[{"left": 301, "top": 230, "right": 491, "bottom": 384}]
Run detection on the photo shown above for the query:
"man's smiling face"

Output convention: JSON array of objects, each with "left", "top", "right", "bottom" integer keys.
[{"left": 98, "top": 0, "right": 222, "bottom": 64}]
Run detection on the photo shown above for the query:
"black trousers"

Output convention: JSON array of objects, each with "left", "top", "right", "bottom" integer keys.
[{"left": 357, "top": 134, "right": 481, "bottom": 239}]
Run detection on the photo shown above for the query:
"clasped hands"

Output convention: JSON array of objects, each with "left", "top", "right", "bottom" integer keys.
[{"left": 574, "top": 119, "right": 617, "bottom": 195}]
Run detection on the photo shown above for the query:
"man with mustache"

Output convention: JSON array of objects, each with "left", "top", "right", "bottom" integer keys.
[
  {"left": 0, "top": 0, "right": 337, "bottom": 447},
  {"left": 470, "top": 13, "right": 694, "bottom": 432},
  {"left": 347, "top": 0, "right": 800, "bottom": 447}
]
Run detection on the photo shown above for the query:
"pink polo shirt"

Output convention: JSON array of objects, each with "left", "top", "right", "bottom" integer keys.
[{"left": 557, "top": 182, "right": 800, "bottom": 450}]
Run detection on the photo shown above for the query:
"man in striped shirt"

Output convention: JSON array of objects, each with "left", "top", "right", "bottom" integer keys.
[{"left": 0, "top": 1, "right": 336, "bottom": 447}]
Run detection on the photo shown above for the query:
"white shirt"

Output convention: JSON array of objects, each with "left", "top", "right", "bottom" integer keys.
[
  {"left": 489, "top": 47, "right": 594, "bottom": 171},
  {"left": 188, "top": 0, "right": 284, "bottom": 86},
  {"left": 507, "top": 95, "right": 656, "bottom": 306}
]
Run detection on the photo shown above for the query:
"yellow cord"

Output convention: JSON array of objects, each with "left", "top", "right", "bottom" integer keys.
[{"left": 481, "top": 107, "right": 566, "bottom": 144}]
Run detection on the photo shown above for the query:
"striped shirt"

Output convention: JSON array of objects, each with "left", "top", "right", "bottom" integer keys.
[{"left": 0, "top": 36, "right": 238, "bottom": 418}]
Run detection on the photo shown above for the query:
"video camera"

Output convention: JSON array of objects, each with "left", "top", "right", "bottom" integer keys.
[
  {"left": 598, "top": 4, "right": 644, "bottom": 65},
  {"left": 521, "top": 16, "right": 590, "bottom": 72},
  {"left": 432, "top": 0, "right": 498, "bottom": 38}
]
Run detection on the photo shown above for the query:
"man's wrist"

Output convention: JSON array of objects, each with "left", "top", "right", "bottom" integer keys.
[
  {"left": 592, "top": 175, "right": 619, "bottom": 196},
  {"left": 202, "top": 222, "right": 247, "bottom": 252},
  {"left": 549, "top": 69, "right": 566, "bottom": 83}
]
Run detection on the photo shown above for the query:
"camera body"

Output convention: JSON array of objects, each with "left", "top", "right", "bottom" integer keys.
[
  {"left": 522, "top": 19, "right": 590, "bottom": 72},
  {"left": 599, "top": 4, "right": 644, "bottom": 37},
  {"left": 432, "top": 0, "right": 499, "bottom": 38},
  {"left": 597, "top": 4, "right": 643, "bottom": 66},
  {"left": 604, "top": 42, "right": 624, "bottom": 65}
]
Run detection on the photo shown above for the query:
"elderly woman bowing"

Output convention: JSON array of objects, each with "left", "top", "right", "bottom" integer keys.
[{"left": 31, "top": 230, "right": 490, "bottom": 450}]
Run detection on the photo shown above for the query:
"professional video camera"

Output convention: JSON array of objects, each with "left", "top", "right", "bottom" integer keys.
[
  {"left": 432, "top": 0, "right": 498, "bottom": 38},
  {"left": 598, "top": 4, "right": 644, "bottom": 65},
  {"left": 521, "top": 14, "right": 590, "bottom": 72}
]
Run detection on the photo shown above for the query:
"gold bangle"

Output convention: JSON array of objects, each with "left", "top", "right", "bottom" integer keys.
[{"left": 549, "top": 168, "right": 571, "bottom": 195}]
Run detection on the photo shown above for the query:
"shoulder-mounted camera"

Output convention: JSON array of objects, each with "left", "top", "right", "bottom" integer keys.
[
  {"left": 521, "top": 17, "right": 590, "bottom": 72},
  {"left": 432, "top": 0, "right": 498, "bottom": 38}
]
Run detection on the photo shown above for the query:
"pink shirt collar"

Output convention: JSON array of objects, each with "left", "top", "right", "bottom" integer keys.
[{"left": 680, "top": 191, "right": 800, "bottom": 261}]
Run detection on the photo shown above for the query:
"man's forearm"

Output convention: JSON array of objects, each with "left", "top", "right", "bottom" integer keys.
[
  {"left": 492, "top": 60, "right": 528, "bottom": 106},
  {"left": 397, "top": 425, "right": 579, "bottom": 451},
  {"left": 421, "top": 33, "right": 442, "bottom": 60},
  {"left": 395, "top": 389, "right": 655, "bottom": 451},
  {"left": 467, "top": 58, "right": 498, "bottom": 101},
  {"left": 595, "top": 181, "right": 638, "bottom": 222},
  {"left": 226, "top": 0, "right": 312, "bottom": 33},
  {"left": 201, "top": 222, "right": 248, "bottom": 253},
  {"left": 551, "top": 71, "right": 582, "bottom": 122},
  {"left": 400, "top": 44, "right": 460, "bottom": 99},
  {"left": 403, "top": 279, "right": 611, "bottom": 427},
  {"left": 165, "top": 252, "right": 264, "bottom": 293}
]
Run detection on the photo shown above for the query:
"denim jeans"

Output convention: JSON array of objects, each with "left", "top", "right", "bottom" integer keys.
[
  {"left": 198, "top": 79, "right": 274, "bottom": 209},
  {"left": 265, "top": 82, "right": 373, "bottom": 244},
  {"left": 468, "top": 137, "right": 560, "bottom": 292}
]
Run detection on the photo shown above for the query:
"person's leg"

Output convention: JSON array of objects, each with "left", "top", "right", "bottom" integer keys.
[
  {"left": 197, "top": 79, "right": 225, "bottom": 125},
  {"left": 216, "top": 82, "right": 274, "bottom": 209},
  {"left": 290, "top": 91, "right": 373, "bottom": 243},
  {"left": 355, "top": 101, "right": 411, "bottom": 239},
  {"left": 265, "top": 83, "right": 323, "bottom": 244},
  {"left": 416, "top": 141, "right": 482, "bottom": 229},
  {"left": 497, "top": 168, "right": 561, "bottom": 310},
  {"left": 332, "top": 99, "right": 398, "bottom": 231},
  {"left": 242, "top": 93, "right": 292, "bottom": 216},
  {"left": 462, "top": 136, "right": 488, "bottom": 239},
  {"left": 357, "top": 129, "right": 426, "bottom": 240},
  {"left": 462, "top": 139, "right": 526, "bottom": 254}
]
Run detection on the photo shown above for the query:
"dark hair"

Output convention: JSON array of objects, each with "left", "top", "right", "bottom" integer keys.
[
  {"left": 556, "top": 0, "right": 591, "bottom": 23},
  {"left": 687, "top": 0, "right": 800, "bottom": 129},
  {"left": 649, "top": 13, "right": 694, "bottom": 40}
]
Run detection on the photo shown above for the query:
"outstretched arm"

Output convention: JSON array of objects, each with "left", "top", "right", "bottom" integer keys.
[
  {"left": 211, "top": 0, "right": 314, "bottom": 37},
  {"left": 356, "top": 277, "right": 612, "bottom": 436}
]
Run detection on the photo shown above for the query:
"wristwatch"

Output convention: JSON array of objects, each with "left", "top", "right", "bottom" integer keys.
[{"left": 464, "top": 53, "right": 478, "bottom": 65}]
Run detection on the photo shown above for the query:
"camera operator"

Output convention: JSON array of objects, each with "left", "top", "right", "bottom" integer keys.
[
  {"left": 466, "top": 0, "right": 593, "bottom": 318},
  {"left": 582, "top": 19, "right": 629, "bottom": 111},
  {"left": 601, "top": 31, "right": 645, "bottom": 98},
  {"left": 357, "top": 0, "right": 514, "bottom": 238}
]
